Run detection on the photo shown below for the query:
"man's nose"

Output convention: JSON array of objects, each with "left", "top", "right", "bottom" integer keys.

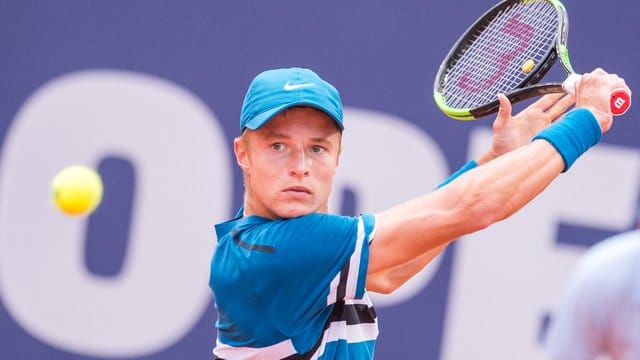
[{"left": 289, "top": 148, "right": 310, "bottom": 176}]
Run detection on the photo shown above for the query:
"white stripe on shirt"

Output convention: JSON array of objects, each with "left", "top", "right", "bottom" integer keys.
[
  {"left": 213, "top": 337, "right": 297, "bottom": 359},
  {"left": 345, "top": 217, "right": 366, "bottom": 299},
  {"left": 310, "top": 297, "right": 379, "bottom": 360}
]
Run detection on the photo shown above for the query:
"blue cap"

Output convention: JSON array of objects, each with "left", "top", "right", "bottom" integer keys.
[{"left": 240, "top": 67, "right": 344, "bottom": 133}]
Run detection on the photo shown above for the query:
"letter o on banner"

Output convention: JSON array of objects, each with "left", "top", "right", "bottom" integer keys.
[{"left": 0, "top": 70, "right": 231, "bottom": 357}]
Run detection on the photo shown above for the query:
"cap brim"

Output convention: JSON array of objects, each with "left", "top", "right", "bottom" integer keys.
[
  {"left": 243, "top": 104, "right": 290, "bottom": 130},
  {"left": 243, "top": 102, "right": 343, "bottom": 131}
]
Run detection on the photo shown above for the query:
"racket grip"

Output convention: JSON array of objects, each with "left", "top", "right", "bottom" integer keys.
[
  {"left": 561, "top": 73, "right": 582, "bottom": 94},
  {"left": 562, "top": 74, "right": 632, "bottom": 116}
]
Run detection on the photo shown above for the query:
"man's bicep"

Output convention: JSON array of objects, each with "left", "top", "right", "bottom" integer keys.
[
  {"left": 366, "top": 245, "right": 446, "bottom": 294},
  {"left": 368, "top": 188, "right": 469, "bottom": 275}
]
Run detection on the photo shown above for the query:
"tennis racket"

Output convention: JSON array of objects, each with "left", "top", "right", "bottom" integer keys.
[{"left": 433, "top": 0, "right": 631, "bottom": 120}]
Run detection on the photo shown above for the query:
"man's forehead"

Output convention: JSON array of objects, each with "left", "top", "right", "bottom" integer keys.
[
  {"left": 246, "top": 114, "right": 342, "bottom": 145},
  {"left": 264, "top": 107, "right": 339, "bottom": 130}
]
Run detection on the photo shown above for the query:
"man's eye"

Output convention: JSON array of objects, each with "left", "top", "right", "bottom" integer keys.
[
  {"left": 311, "top": 146, "right": 324, "bottom": 153},
  {"left": 272, "top": 143, "right": 283, "bottom": 151}
]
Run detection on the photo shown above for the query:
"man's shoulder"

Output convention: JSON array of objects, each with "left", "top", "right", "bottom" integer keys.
[
  {"left": 215, "top": 212, "right": 376, "bottom": 247},
  {"left": 583, "top": 230, "right": 640, "bottom": 270},
  {"left": 573, "top": 230, "right": 640, "bottom": 299},
  {"left": 281, "top": 213, "right": 376, "bottom": 235}
]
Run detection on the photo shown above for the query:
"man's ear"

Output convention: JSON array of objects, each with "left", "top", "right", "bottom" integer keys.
[{"left": 234, "top": 136, "right": 249, "bottom": 171}]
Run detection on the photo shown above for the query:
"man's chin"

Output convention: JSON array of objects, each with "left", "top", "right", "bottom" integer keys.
[
  {"left": 276, "top": 210, "right": 312, "bottom": 219},
  {"left": 275, "top": 205, "right": 319, "bottom": 219}
]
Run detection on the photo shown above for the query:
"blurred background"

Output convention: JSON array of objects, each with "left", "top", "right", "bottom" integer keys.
[{"left": 0, "top": 1, "right": 638, "bottom": 359}]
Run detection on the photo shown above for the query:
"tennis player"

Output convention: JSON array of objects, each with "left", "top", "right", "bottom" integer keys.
[{"left": 209, "top": 67, "right": 629, "bottom": 359}]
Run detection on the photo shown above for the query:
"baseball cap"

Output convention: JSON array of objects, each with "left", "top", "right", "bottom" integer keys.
[{"left": 239, "top": 67, "right": 344, "bottom": 133}]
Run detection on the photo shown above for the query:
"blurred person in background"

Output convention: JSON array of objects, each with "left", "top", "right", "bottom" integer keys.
[{"left": 545, "top": 195, "right": 640, "bottom": 360}]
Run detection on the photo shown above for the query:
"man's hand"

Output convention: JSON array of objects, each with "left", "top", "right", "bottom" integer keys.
[
  {"left": 477, "top": 92, "right": 575, "bottom": 165},
  {"left": 575, "top": 68, "right": 631, "bottom": 133}
]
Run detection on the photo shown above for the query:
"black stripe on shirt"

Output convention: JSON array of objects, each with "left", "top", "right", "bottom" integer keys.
[
  {"left": 232, "top": 229, "right": 275, "bottom": 253},
  {"left": 336, "top": 261, "right": 349, "bottom": 301},
  {"left": 329, "top": 300, "right": 377, "bottom": 326}
]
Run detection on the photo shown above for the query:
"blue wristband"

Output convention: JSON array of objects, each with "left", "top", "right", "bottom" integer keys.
[
  {"left": 436, "top": 160, "right": 478, "bottom": 189},
  {"left": 532, "top": 108, "right": 602, "bottom": 172}
]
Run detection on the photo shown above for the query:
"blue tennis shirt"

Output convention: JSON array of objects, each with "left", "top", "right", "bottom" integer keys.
[
  {"left": 209, "top": 159, "right": 480, "bottom": 359},
  {"left": 210, "top": 212, "right": 377, "bottom": 359}
]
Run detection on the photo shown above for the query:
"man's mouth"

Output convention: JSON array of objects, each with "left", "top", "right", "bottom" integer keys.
[{"left": 283, "top": 186, "right": 312, "bottom": 194}]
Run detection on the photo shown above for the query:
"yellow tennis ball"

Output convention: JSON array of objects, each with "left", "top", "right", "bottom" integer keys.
[
  {"left": 522, "top": 59, "right": 535, "bottom": 73},
  {"left": 51, "top": 165, "right": 103, "bottom": 216}
]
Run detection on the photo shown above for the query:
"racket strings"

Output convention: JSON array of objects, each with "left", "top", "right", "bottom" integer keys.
[
  {"left": 442, "top": 0, "right": 559, "bottom": 110},
  {"left": 449, "top": 2, "right": 554, "bottom": 101},
  {"left": 450, "top": 2, "right": 554, "bottom": 95},
  {"left": 447, "top": 2, "right": 556, "bottom": 107},
  {"left": 462, "top": 8, "right": 554, "bottom": 95}
]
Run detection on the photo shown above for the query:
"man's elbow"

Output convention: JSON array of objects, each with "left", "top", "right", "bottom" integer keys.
[
  {"left": 366, "top": 275, "right": 402, "bottom": 295},
  {"left": 367, "top": 283, "right": 397, "bottom": 295}
]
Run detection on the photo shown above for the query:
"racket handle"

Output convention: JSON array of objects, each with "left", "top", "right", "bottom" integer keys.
[
  {"left": 562, "top": 74, "right": 632, "bottom": 116},
  {"left": 561, "top": 73, "right": 582, "bottom": 94}
]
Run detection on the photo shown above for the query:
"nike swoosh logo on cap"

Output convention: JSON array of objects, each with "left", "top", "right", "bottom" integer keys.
[{"left": 283, "top": 82, "right": 315, "bottom": 91}]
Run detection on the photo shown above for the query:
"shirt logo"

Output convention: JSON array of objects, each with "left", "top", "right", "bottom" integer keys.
[{"left": 284, "top": 81, "right": 315, "bottom": 91}]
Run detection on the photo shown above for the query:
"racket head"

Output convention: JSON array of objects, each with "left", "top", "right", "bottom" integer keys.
[{"left": 434, "top": 0, "right": 571, "bottom": 120}]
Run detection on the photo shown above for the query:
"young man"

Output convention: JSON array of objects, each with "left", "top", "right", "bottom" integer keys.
[{"left": 210, "top": 67, "right": 629, "bottom": 359}]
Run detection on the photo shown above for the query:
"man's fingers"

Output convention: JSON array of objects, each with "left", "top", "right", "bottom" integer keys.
[
  {"left": 494, "top": 93, "right": 512, "bottom": 128},
  {"left": 521, "top": 93, "right": 576, "bottom": 124},
  {"left": 545, "top": 93, "right": 576, "bottom": 122},
  {"left": 525, "top": 93, "right": 565, "bottom": 113}
]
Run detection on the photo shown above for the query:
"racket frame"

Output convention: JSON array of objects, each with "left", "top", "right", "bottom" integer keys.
[{"left": 434, "top": 0, "right": 574, "bottom": 120}]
